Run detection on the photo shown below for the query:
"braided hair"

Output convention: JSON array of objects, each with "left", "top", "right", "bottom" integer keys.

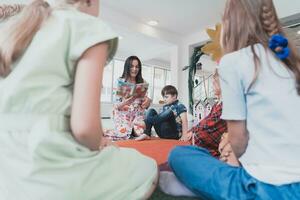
[
  {"left": 261, "top": 3, "right": 280, "bottom": 36},
  {"left": 221, "top": 0, "right": 300, "bottom": 95}
]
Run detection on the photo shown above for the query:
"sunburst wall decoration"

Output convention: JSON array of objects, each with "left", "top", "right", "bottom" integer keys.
[{"left": 201, "top": 23, "right": 222, "bottom": 62}]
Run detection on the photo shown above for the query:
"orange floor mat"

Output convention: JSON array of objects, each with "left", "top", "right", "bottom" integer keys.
[{"left": 116, "top": 138, "right": 191, "bottom": 165}]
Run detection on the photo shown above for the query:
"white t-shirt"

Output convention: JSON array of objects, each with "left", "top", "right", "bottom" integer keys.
[{"left": 219, "top": 43, "right": 300, "bottom": 185}]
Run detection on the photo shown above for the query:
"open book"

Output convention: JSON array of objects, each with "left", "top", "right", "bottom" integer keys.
[{"left": 116, "top": 79, "right": 149, "bottom": 98}]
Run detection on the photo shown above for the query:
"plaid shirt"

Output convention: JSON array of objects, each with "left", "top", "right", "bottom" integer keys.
[{"left": 192, "top": 102, "right": 227, "bottom": 158}]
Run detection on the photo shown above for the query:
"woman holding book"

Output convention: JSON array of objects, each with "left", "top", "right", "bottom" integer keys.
[{"left": 105, "top": 56, "right": 151, "bottom": 140}]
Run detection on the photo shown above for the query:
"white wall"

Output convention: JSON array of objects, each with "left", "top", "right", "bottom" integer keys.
[{"left": 273, "top": 0, "right": 300, "bottom": 18}]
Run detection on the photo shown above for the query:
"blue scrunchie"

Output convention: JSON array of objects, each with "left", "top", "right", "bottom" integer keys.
[{"left": 268, "top": 34, "right": 290, "bottom": 60}]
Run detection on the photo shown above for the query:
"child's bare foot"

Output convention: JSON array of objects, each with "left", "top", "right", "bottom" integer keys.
[
  {"left": 132, "top": 121, "right": 146, "bottom": 137},
  {"left": 135, "top": 133, "right": 151, "bottom": 141}
]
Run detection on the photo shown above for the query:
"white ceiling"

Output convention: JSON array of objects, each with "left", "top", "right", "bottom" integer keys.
[
  {"left": 101, "top": 0, "right": 225, "bottom": 36},
  {"left": 3, "top": 0, "right": 300, "bottom": 66},
  {"left": 100, "top": 0, "right": 300, "bottom": 66},
  {"left": 102, "top": 0, "right": 300, "bottom": 36},
  {"left": 108, "top": 23, "right": 174, "bottom": 64}
]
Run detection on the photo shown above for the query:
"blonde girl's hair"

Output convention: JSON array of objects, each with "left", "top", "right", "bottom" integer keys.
[
  {"left": 0, "top": 0, "right": 87, "bottom": 77},
  {"left": 221, "top": 0, "right": 300, "bottom": 95}
]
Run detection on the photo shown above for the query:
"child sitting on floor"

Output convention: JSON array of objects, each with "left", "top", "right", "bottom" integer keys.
[
  {"left": 191, "top": 68, "right": 238, "bottom": 164},
  {"left": 159, "top": 69, "right": 238, "bottom": 197},
  {"left": 169, "top": 0, "right": 300, "bottom": 198},
  {"left": 136, "top": 85, "right": 192, "bottom": 141}
]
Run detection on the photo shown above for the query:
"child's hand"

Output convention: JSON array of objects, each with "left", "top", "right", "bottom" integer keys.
[
  {"left": 219, "top": 143, "right": 240, "bottom": 167},
  {"left": 219, "top": 133, "right": 240, "bottom": 167},
  {"left": 218, "top": 133, "right": 229, "bottom": 153},
  {"left": 179, "top": 131, "right": 193, "bottom": 142},
  {"left": 99, "top": 137, "right": 118, "bottom": 151}
]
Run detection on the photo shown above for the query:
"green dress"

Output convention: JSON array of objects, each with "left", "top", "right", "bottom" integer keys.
[{"left": 0, "top": 8, "right": 157, "bottom": 200}]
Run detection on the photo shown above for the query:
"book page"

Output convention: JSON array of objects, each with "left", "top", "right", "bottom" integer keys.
[{"left": 116, "top": 80, "right": 148, "bottom": 98}]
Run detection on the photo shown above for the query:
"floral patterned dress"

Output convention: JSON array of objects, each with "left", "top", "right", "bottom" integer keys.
[{"left": 104, "top": 78, "right": 147, "bottom": 140}]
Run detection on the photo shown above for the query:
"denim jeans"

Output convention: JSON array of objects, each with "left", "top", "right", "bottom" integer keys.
[
  {"left": 144, "top": 108, "right": 179, "bottom": 139},
  {"left": 169, "top": 146, "right": 300, "bottom": 200}
]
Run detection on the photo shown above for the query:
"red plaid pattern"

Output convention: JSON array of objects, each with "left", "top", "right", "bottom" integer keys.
[{"left": 192, "top": 102, "right": 227, "bottom": 158}]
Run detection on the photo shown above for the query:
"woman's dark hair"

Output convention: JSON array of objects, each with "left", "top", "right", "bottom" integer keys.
[
  {"left": 120, "top": 56, "right": 144, "bottom": 83},
  {"left": 161, "top": 85, "right": 178, "bottom": 97}
]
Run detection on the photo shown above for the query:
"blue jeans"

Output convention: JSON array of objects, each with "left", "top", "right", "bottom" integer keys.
[
  {"left": 144, "top": 108, "right": 179, "bottom": 139},
  {"left": 169, "top": 146, "right": 300, "bottom": 200}
]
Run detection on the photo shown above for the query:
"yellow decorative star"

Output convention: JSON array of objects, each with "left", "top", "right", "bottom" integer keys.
[{"left": 201, "top": 23, "right": 222, "bottom": 62}]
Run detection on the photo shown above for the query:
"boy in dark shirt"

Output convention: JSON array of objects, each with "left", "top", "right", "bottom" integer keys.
[{"left": 136, "top": 85, "right": 191, "bottom": 141}]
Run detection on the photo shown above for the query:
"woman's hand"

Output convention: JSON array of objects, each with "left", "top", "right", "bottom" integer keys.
[
  {"left": 141, "top": 96, "right": 151, "bottom": 109},
  {"left": 117, "top": 96, "right": 135, "bottom": 110},
  {"left": 179, "top": 131, "right": 193, "bottom": 142},
  {"left": 123, "top": 96, "right": 136, "bottom": 105}
]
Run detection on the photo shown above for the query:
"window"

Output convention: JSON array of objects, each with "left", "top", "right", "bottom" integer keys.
[
  {"left": 153, "top": 68, "right": 165, "bottom": 104},
  {"left": 142, "top": 65, "right": 154, "bottom": 98},
  {"left": 101, "top": 61, "right": 113, "bottom": 102},
  {"left": 112, "top": 59, "right": 125, "bottom": 89},
  {"left": 165, "top": 70, "right": 171, "bottom": 85},
  {"left": 100, "top": 58, "right": 171, "bottom": 104}
]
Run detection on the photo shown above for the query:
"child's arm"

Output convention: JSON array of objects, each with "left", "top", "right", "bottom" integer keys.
[
  {"left": 226, "top": 120, "right": 248, "bottom": 158},
  {"left": 179, "top": 112, "right": 192, "bottom": 141},
  {"left": 71, "top": 42, "right": 109, "bottom": 151}
]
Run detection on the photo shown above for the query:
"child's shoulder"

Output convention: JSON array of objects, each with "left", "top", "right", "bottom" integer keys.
[
  {"left": 176, "top": 100, "right": 186, "bottom": 106},
  {"left": 219, "top": 50, "right": 245, "bottom": 70},
  {"left": 53, "top": 8, "right": 97, "bottom": 21},
  {"left": 219, "top": 44, "right": 268, "bottom": 82},
  {"left": 175, "top": 101, "right": 187, "bottom": 112},
  {"left": 219, "top": 44, "right": 265, "bottom": 71}
]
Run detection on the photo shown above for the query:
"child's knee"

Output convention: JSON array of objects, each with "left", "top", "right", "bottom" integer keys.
[
  {"left": 147, "top": 108, "right": 157, "bottom": 115},
  {"left": 169, "top": 146, "right": 211, "bottom": 167},
  {"left": 168, "top": 146, "right": 188, "bottom": 167}
]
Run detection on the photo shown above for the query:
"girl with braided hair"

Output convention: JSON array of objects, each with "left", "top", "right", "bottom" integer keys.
[
  {"left": 168, "top": 0, "right": 300, "bottom": 199},
  {"left": 0, "top": 0, "right": 158, "bottom": 199}
]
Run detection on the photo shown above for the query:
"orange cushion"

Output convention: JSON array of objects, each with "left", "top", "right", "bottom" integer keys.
[{"left": 116, "top": 138, "right": 190, "bottom": 165}]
